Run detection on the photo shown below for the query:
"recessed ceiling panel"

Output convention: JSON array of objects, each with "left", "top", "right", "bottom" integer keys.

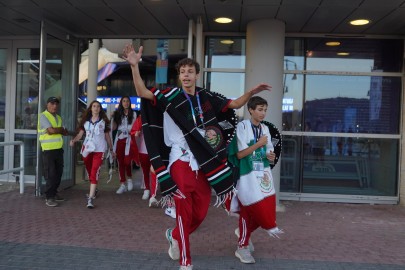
[
  {"left": 277, "top": 5, "right": 319, "bottom": 32},
  {"left": 319, "top": 0, "right": 363, "bottom": 7},
  {"left": 303, "top": 6, "right": 353, "bottom": 33},
  {"left": 333, "top": 6, "right": 396, "bottom": 34},
  {"left": 0, "top": 0, "right": 405, "bottom": 36},
  {"left": 241, "top": 5, "right": 279, "bottom": 31},
  {"left": 112, "top": 6, "right": 171, "bottom": 35},
  {"left": 364, "top": 7, "right": 405, "bottom": 35},
  {"left": 205, "top": 4, "right": 241, "bottom": 32},
  {"left": 144, "top": 3, "right": 189, "bottom": 35}
]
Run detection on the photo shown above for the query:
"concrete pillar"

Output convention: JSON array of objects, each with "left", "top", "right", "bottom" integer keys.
[
  {"left": 245, "top": 19, "right": 285, "bottom": 211},
  {"left": 195, "top": 16, "right": 204, "bottom": 87},
  {"left": 87, "top": 39, "right": 99, "bottom": 104},
  {"left": 188, "top": 19, "right": 194, "bottom": 58}
]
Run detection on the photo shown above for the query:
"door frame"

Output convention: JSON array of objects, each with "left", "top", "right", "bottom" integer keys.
[{"left": 36, "top": 21, "right": 79, "bottom": 196}]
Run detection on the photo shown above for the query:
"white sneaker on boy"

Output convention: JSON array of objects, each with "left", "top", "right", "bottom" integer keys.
[
  {"left": 142, "top": 189, "right": 150, "bottom": 200},
  {"left": 116, "top": 184, "right": 127, "bottom": 194}
]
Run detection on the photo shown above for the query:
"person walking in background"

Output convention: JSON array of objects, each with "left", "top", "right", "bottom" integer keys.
[
  {"left": 38, "top": 97, "right": 69, "bottom": 207},
  {"left": 111, "top": 96, "right": 137, "bottom": 194},
  {"left": 123, "top": 44, "right": 271, "bottom": 270},
  {"left": 228, "top": 96, "right": 283, "bottom": 264},
  {"left": 132, "top": 113, "right": 162, "bottom": 207},
  {"left": 70, "top": 100, "right": 114, "bottom": 209},
  {"left": 132, "top": 115, "right": 176, "bottom": 214}
]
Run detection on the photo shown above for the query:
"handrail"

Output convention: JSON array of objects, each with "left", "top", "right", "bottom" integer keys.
[{"left": 0, "top": 141, "right": 25, "bottom": 194}]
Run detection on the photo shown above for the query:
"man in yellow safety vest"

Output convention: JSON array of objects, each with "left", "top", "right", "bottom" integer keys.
[{"left": 38, "top": 97, "right": 69, "bottom": 207}]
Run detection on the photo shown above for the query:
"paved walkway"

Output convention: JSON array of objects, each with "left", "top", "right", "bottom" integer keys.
[{"left": 1, "top": 166, "right": 405, "bottom": 270}]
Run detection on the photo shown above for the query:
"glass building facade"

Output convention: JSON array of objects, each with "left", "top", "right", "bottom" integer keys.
[{"left": 204, "top": 36, "right": 403, "bottom": 201}]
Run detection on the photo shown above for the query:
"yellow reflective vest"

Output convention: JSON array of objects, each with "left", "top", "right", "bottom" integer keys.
[{"left": 38, "top": 110, "right": 63, "bottom": 151}]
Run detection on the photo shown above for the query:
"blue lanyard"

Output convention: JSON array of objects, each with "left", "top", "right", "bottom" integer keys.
[{"left": 182, "top": 88, "right": 205, "bottom": 129}]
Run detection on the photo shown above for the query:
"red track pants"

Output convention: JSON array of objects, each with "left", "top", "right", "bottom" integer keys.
[{"left": 170, "top": 160, "right": 212, "bottom": 266}]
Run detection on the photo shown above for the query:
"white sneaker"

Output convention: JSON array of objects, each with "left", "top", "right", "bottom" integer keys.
[
  {"left": 142, "top": 189, "right": 150, "bottom": 200},
  {"left": 165, "top": 207, "right": 176, "bottom": 219},
  {"left": 235, "top": 247, "right": 255, "bottom": 264},
  {"left": 116, "top": 184, "right": 127, "bottom": 194},
  {"left": 127, "top": 179, "right": 133, "bottom": 191},
  {"left": 267, "top": 227, "right": 284, "bottom": 238},
  {"left": 179, "top": 265, "right": 193, "bottom": 270},
  {"left": 165, "top": 229, "right": 180, "bottom": 260},
  {"left": 235, "top": 228, "right": 254, "bottom": 252},
  {"left": 86, "top": 196, "right": 94, "bottom": 209},
  {"left": 149, "top": 196, "right": 159, "bottom": 208}
]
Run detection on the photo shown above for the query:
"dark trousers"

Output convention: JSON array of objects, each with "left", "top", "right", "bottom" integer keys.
[{"left": 42, "top": 148, "right": 64, "bottom": 199}]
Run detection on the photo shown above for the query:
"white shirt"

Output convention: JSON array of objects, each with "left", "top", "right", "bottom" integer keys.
[
  {"left": 83, "top": 119, "right": 107, "bottom": 153},
  {"left": 163, "top": 112, "right": 199, "bottom": 172},
  {"left": 113, "top": 112, "right": 136, "bottom": 155}
]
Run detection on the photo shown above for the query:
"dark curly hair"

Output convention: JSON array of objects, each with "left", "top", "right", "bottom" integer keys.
[{"left": 175, "top": 58, "right": 200, "bottom": 74}]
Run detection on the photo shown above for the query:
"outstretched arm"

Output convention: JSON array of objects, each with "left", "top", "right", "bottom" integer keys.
[
  {"left": 122, "top": 45, "right": 154, "bottom": 101},
  {"left": 228, "top": 83, "right": 272, "bottom": 109}
]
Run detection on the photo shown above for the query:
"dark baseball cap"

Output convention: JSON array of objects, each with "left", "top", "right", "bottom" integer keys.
[{"left": 47, "top": 97, "right": 60, "bottom": 104}]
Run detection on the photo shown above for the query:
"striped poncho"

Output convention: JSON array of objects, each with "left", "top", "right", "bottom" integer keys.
[{"left": 140, "top": 87, "right": 237, "bottom": 203}]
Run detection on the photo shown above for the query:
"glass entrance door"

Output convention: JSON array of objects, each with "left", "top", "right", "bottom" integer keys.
[
  {"left": 0, "top": 41, "right": 12, "bottom": 178},
  {"left": 36, "top": 22, "right": 78, "bottom": 195}
]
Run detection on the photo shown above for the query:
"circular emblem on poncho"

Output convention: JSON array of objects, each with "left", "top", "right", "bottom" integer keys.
[
  {"left": 204, "top": 126, "right": 223, "bottom": 150},
  {"left": 259, "top": 171, "right": 274, "bottom": 193}
]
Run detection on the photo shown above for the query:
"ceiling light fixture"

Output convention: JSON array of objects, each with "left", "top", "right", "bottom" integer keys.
[
  {"left": 215, "top": 17, "right": 232, "bottom": 24},
  {"left": 220, "top": 40, "right": 234, "bottom": 45},
  {"left": 326, "top": 41, "right": 341, "bottom": 46},
  {"left": 349, "top": 19, "right": 370, "bottom": 26},
  {"left": 337, "top": 52, "right": 350, "bottom": 56}
]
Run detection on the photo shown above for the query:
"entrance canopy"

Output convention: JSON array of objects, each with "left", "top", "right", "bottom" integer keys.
[{"left": 78, "top": 47, "right": 125, "bottom": 84}]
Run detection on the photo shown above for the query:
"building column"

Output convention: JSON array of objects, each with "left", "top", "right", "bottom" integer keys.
[
  {"left": 87, "top": 39, "right": 99, "bottom": 104},
  {"left": 245, "top": 19, "right": 285, "bottom": 211}
]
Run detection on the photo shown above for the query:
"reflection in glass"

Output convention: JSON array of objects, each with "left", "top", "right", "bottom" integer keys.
[
  {"left": 281, "top": 37, "right": 402, "bottom": 201},
  {"left": 305, "top": 38, "right": 403, "bottom": 73},
  {"left": 302, "top": 136, "right": 398, "bottom": 196},
  {"left": 15, "top": 49, "right": 40, "bottom": 130},
  {"left": 79, "top": 38, "right": 188, "bottom": 99},
  {"left": 0, "top": 49, "right": 6, "bottom": 129},
  {"left": 304, "top": 75, "right": 401, "bottom": 134},
  {"left": 284, "top": 38, "right": 305, "bottom": 71},
  {"left": 0, "top": 133, "right": 3, "bottom": 171},
  {"left": 282, "top": 74, "right": 303, "bottom": 131},
  {"left": 280, "top": 135, "right": 301, "bottom": 192},
  {"left": 14, "top": 134, "right": 37, "bottom": 175},
  {"left": 205, "top": 37, "right": 245, "bottom": 69},
  {"left": 204, "top": 72, "right": 245, "bottom": 118}
]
